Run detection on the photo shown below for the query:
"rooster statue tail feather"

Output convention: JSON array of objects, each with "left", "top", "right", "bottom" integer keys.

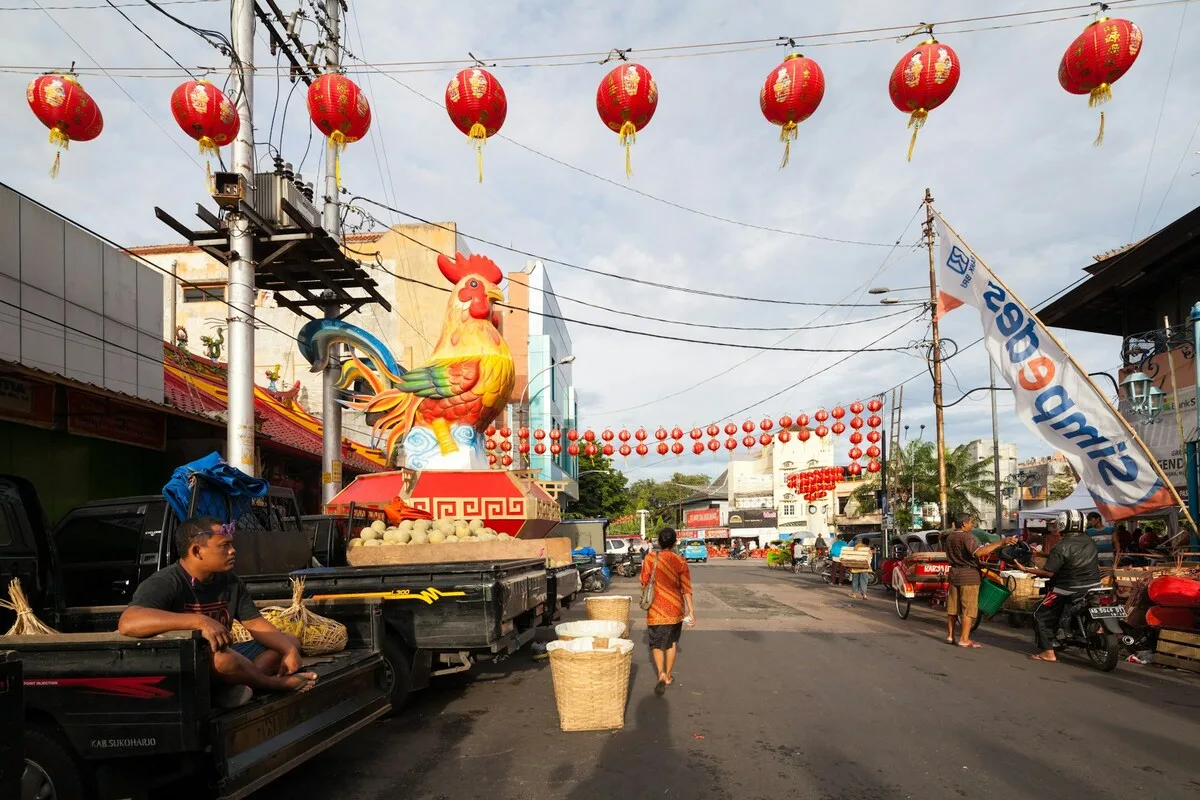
[{"left": 295, "top": 253, "right": 514, "bottom": 469}]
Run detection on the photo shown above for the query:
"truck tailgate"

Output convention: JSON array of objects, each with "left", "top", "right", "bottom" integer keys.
[{"left": 212, "top": 649, "right": 389, "bottom": 800}]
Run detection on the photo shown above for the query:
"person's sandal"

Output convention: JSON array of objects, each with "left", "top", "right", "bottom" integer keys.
[
  {"left": 654, "top": 675, "right": 666, "bottom": 696},
  {"left": 216, "top": 684, "right": 253, "bottom": 708}
]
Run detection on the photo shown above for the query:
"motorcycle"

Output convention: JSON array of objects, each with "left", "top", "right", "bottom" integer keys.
[
  {"left": 615, "top": 554, "right": 640, "bottom": 578},
  {"left": 729, "top": 548, "right": 748, "bottom": 560},
  {"left": 791, "top": 550, "right": 809, "bottom": 574},
  {"left": 581, "top": 564, "right": 611, "bottom": 592},
  {"left": 1039, "top": 586, "right": 1124, "bottom": 672}
]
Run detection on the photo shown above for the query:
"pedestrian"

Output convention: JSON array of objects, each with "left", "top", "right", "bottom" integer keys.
[
  {"left": 1040, "top": 521, "right": 1063, "bottom": 555},
  {"left": 848, "top": 537, "right": 873, "bottom": 599},
  {"left": 814, "top": 534, "right": 828, "bottom": 558},
  {"left": 640, "top": 527, "right": 695, "bottom": 697},
  {"left": 942, "top": 513, "right": 1016, "bottom": 649}
]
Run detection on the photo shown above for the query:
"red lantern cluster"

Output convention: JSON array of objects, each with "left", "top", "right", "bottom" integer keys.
[
  {"left": 759, "top": 53, "right": 825, "bottom": 168},
  {"left": 786, "top": 466, "right": 843, "bottom": 502},
  {"left": 445, "top": 67, "right": 508, "bottom": 181},
  {"left": 1058, "top": 17, "right": 1142, "bottom": 145},
  {"left": 307, "top": 73, "right": 371, "bottom": 186},
  {"left": 27, "top": 73, "right": 103, "bottom": 177},
  {"left": 888, "top": 36, "right": 961, "bottom": 161},
  {"left": 596, "top": 62, "right": 658, "bottom": 177}
]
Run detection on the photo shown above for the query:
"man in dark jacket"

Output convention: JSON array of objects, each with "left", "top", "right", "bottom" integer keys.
[{"left": 1016, "top": 523, "right": 1103, "bottom": 663}]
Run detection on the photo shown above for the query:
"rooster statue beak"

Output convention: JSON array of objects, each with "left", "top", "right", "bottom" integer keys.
[{"left": 486, "top": 286, "right": 505, "bottom": 304}]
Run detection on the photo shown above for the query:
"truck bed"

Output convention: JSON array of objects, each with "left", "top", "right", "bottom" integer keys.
[{"left": 241, "top": 558, "right": 551, "bottom": 651}]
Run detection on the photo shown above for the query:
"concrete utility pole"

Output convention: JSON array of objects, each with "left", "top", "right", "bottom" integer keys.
[
  {"left": 320, "top": 0, "right": 343, "bottom": 504},
  {"left": 924, "top": 188, "right": 949, "bottom": 525},
  {"left": 989, "top": 360, "right": 1003, "bottom": 531},
  {"left": 227, "top": 0, "right": 257, "bottom": 474}
]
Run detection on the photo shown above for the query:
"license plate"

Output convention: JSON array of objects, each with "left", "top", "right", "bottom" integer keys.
[{"left": 1088, "top": 605, "right": 1126, "bottom": 618}]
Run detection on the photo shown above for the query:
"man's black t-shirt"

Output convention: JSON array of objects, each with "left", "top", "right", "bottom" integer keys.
[{"left": 128, "top": 563, "right": 260, "bottom": 630}]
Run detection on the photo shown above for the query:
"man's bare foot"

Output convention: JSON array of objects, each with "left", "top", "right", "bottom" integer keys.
[
  {"left": 1029, "top": 653, "right": 1057, "bottom": 663},
  {"left": 665, "top": 674, "right": 674, "bottom": 685},
  {"left": 280, "top": 672, "right": 319, "bottom": 692},
  {"left": 957, "top": 641, "right": 982, "bottom": 649}
]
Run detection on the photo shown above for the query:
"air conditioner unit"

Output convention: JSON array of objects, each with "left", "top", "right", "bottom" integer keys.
[{"left": 253, "top": 172, "right": 322, "bottom": 231}]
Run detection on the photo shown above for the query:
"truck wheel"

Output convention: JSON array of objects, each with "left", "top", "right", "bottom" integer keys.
[
  {"left": 381, "top": 636, "right": 414, "bottom": 712},
  {"left": 23, "top": 726, "right": 86, "bottom": 800}
]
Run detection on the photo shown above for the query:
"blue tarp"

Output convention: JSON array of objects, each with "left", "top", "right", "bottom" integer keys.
[{"left": 162, "top": 451, "right": 269, "bottom": 524}]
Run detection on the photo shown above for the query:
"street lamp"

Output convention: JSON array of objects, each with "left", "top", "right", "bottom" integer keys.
[
  {"left": 1121, "top": 370, "right": 1164, "bottom": 423},
  {"left": 869, "top": 286, "right": 924, "bottom": 295},
  {"left": 519, "top": 355, "right": 576, "bottom": 469}
]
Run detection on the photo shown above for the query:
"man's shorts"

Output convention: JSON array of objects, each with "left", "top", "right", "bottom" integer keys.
[
  {"left": 232, "top": 640, "right": 267, "bottom": 661},
  {"left": 946, "top": 584, "right": 980, "bottom": 617},
  {"left": 647, "top": 623, "right": 683, "bottom": 651}
]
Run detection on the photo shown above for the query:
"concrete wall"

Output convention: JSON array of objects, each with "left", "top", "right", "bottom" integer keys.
[{"left": 0, "top": 184, "right": 163, "bottom": 401}]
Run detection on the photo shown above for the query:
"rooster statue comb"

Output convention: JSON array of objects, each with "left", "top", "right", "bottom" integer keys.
[{"left": 296, "top": 251, "right": 514, "bottom": 469}]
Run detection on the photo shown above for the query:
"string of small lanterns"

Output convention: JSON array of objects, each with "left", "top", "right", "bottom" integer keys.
[
  {"left": 483, "top": 398, "right": 887, "bottom": 473},
  {"left": 24, "top": 15, "right": 1144, "bottom": 178}
]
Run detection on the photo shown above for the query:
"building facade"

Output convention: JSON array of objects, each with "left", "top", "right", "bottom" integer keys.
[
  {"left": 503, "top": 260, "right": 579, "bottom": 500},
  {"left": 726, "top": 433, "right": 839, "bottom": 542},
  {"left": 964, "top": 439, "right": 1018, "bottom": 530}
]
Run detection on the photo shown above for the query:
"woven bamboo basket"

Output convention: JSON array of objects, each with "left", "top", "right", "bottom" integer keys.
[
  {"left": 1002, "top": 573, "right": 1042, "bottom": 602},
  {"left": 555, "top": 619, "right": 626, "bottom": 642},
  {"left": 546, "top": 637, "right": 634, "bottom": 731},
  {"left": 585, "top": 595, "right": 632, "bottom": 637},
  {"left": 260, "top": 578, "right": 348, "bottom": 656},
  {"left": 230, "top": 620, "right": 254, "bottom": 644}
]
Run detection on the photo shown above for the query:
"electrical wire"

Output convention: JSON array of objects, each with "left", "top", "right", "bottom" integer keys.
[
  {"left": 2, "top": 0, "right": 218, "bottom": 9},
  {"left": 102, "top": 0, "right": 194, "bottom": 76},
  {"left": 350, "top": 197, "right": 895, "bottom": 307},
  {"left": 1148, "top": 112, "right": 1200, "bottom": 231}
]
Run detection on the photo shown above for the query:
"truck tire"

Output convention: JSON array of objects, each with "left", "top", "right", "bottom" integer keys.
[
  {"left": 23, "top": 726, "right": 86, "bottom": 800},
  {"left": 381, "top": 636, "right": 414, "bottom": 712}
]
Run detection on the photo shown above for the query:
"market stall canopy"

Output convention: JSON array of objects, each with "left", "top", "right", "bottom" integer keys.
[{"left": 1018, "top": 482, "right": 1096, "bottom": 522}]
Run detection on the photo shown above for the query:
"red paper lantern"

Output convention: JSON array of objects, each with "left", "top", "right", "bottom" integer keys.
[
  {"left": 815, "top": 425, "right": 829, "bottom": 438},
  {"left": 498, "top": 426, "right": 511, "bottom": 438},
  {"left": 488, "top": 454, "right": 497, "bottom": 466},
  {"left": 307, "top": 73, "right": 371, "bottom": 184},
  {"left": 831, "top": 406, "right": 846, "bottom": 420},
  {"left": 671, "top": 427, "right": 684, "bottom": 440},
  {"left": 777, "top": 430, "right": 792, "bottom": 443},
  {"left": 866, "top": 445, "right": 881, "bottom": 459},
  {"left": 759, "top": 433, "right": 772, "bottom": 447},
  {"left": 742, "top": 435, "right": 756, "bottom": 448},
  {"left": 567, "top": 443, "right": 579, "bottom": 456},
  {"left": 867, "top": 460, "right": 882, "bottom": 474},
  {"left": 619, "top": 444, "right": 632, "bottom": 457},
  {"left": 849, "top": 401, "right": 865, "bottom": 415},
  {"left": 850, "top": 432, "right": 864, "bottom": 445},
  {"left": 535, "top": 443, "right": 547, "bottom": 455},
  {"left": 596, "top": 62, "right": 658, "bottom": 177},
  {"left": 501, "top": 454, "right": 513, "bottom": 467},
  {"left": 866, "top": 430, "right": 882, "bottom": 443},
  {"left": 831, "top": 421, "right": 846, "bottom": 436},
  {"left": 848, "top": 447, "right": 863, "bottom": 460},
  {"left": 602, "top": 444, "right": 615, "bottom": 456},
  {"left": 555, "top": 428, "right": 567, "bottom": 441},
  {"left": 584, "top": 443, "right": 598, "bottom": 456},
  {"left": 601, "top": 429, "right": 615, "bottom": 442},
  {"left": 760, "top": 53, "right": 825, "bottom": 168},
  {"left": 724, "top": 423, "right": 738, "bottom": 436},
  {"left": 533, "top": 429, "right": 545, "bottom": 440},
  {"left": 499, "top": 440, "right": 512, "bottom": 452},
  {"left": 760, "top": 418, "right": 774, "bottom": 431},
  {"left": 778, "top": 415, "right": 793, "bottom": 429},
  {"left": 814, "top": 409, "right": 829, "bottom": 423},
  {"left": 635, "top": 428, "right": 648, "bottom": 441},
  {"left": 655, "top": 427, "right": 669, "bottom": 441},
  {"left": 445, "top": 67, "right": 507, "bottom": 181},
  {"left": 518, "top": 441, "right": 530, "bottom": 454},
  {"left": 867, "top": 415, "right": 883, "bottom": 428},
  {"left": 798, "top": 428, "right": 811, "bottom": 442},
  {"left": 552, "top": 442, "right": 563, "bottom": 455},
  {"left": 485, "top": 439, "right": 497, "bottom": 451},
  {"left": 850, "top": 417, "right": 865, "bottom": 430},
  {"left": 797, "top": 414, "right": 810, "bottom": 428},
  {"left": 693, "top": 442, "right": 706, "bottom": 455},
  {"left": 657, "top": 442, "right": 670, "bottom": 455},
  {"left": 725, "top": 438, "right": 738, "bottom": 451},
  {"left": 708, "top": 439, "right": 721, "bottom": 452},
  {"left": 1058, "top": 17, "right": 1143, "bottom": 145},
  {"left": 584, "top": 430, "right": 596, "bottom": 442},
  {"left": 27, "top": 73, "right": 103, "bottom": 177},
  {"left": 707, "top": 424, "right": 721, "bottom": 438},
  {"left": 888, "top": 37, "right": 960, "bottom": 160},
  {"left": 671, "top": 442, "right": 685, "bottom": 455},
  {"left": 518, "top": 427, "right": 530, "bottom": 439},
  {"left": 848, "top": 462, "right": 863, "bottom": 476},
  {"left": 741, "top": 420, "right": 755, "bottom": 433},
  {"left": 636, "top": 443, "right": 649, "bottom": 457},
  {"left": 170, "top": 79, "right": 238, "bottom": 160},
  {"left": 867, "top": 398, "right": 884, "bottom": 413},
  {"left": 689, "top": 428, "right": 703, "bottom": 440}
]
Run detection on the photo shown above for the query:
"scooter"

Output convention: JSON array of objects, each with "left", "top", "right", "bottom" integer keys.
[
  {"left": 729, "top": 549, "right": 748, "bottom": 560},
  {"left": 1039, "top": 586, "right": 1125, "bottom": 672},
  {"left": 615, "top": 554, "right": 640, "bottom": 578},
  {"left": 581, "top": 563, "right": 611, "bottom": 592}
]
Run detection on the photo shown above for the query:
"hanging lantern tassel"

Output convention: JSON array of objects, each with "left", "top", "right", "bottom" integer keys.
[
  {"left": 468, "top": 122, "right": 488, "bottom": 183},
  {"left": 906, "top": 109, "right": 928, "bottom": 162},
  {"left": 48, "top": 127, "right": 70, "bottom": 179},
  {"left": 328, "top": 130, "right": 347, "bottom": 189},
  {"left": 779, "top": 120, "right": 798, "bottom": 169},
  {"left": 619, "top": 120, "right": 637, "bottom": 178},
  {"left": 1089, "top": 83, "right": 1112, "bottom": 147}
]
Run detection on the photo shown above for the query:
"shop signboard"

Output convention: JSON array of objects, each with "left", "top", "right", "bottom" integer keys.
[
  {"left": 685, "top": 508, "right": 721, "bottom": 528},
  {"left": 727, "top": 508, "right": 778, "bottom": 528},
  {"left": 0, "top": 375, "right": 55, "bottom": 428},
  {"left": 66, "top": 389, "right": 166, "bottom": 451}
]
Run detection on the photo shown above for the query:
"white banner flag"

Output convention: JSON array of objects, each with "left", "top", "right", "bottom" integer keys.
[{"left": 935, "top": 213, "right": 1176, "bottom": 521}]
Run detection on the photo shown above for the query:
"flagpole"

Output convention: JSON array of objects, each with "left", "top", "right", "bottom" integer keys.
[
  {"left": 924, "top": 188, "right": 949, "bottom": 527},
  {"left": 931, "top": 208, "right": 1196, "bottom": 536}
]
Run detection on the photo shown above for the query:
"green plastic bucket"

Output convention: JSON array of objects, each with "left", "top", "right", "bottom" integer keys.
[{"left": 977, "top": 577, "right": 1011, "bottom": 617}]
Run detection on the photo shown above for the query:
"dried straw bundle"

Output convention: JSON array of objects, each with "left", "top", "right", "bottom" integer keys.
[
  {"left": 0, "top": 578, "right": 58, "bottom": 635},
  {"left": 260, "top": 577, "right": 347, "bottom": 656}
]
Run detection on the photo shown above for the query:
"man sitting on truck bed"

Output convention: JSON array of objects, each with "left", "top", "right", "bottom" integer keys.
[{"left": 118, "top": 516, "right": 318, "bottom": 706}]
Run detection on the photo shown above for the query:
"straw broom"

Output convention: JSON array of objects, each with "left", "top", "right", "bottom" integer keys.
[{"left": 0, "top": 578, "right": 58, "bottom": 635}]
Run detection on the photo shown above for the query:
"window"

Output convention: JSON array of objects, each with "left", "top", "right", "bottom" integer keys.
[
  {"left": 182, "top": 283, "right": 226, "bottom": 303},
  {"left": 56, "top": 511, "right": 144, "bottom": 565},
  {"left": 782, "top": 504, "right": 796, "bottom": 516}
]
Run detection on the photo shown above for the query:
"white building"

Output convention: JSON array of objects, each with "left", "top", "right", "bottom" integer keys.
[
  {"left": 964, "top": 439, "right": 1018, "bottom": 531},
  {"left": 727, "top": 433, "right": 839, "bottom": 543}
]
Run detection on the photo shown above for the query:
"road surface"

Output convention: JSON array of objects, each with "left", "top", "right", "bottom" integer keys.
[{"left": 258, "top": 560, "right": 1200, "bottom": 799}]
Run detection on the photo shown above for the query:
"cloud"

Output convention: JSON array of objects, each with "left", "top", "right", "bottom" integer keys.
[{"left": 4, "top": 0, "right": 1199, "bottom": 483}]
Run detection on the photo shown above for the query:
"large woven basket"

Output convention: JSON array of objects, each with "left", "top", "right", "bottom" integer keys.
[
  {"left": 556, "top": 619, "right": 626, "bottom": 641},
  {"left": 546, "top": 637, "right": 634, "bottom": 731},
  {"left": 585, "top": 595, "right": 632, "bottom": 637}
]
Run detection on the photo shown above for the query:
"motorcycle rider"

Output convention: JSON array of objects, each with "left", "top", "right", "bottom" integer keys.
[{"left": 1016, "top": 512, "right": 1104, "bottom": 663}]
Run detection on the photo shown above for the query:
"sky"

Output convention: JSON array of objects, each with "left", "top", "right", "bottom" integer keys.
[{"left": 5, "top": 0, "right": 1200, "bottom": 485}]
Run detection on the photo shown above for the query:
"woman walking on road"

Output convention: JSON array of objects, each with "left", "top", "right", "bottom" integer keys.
[{"left": 641, "top": 527, "right": 695, "bottom": 697}]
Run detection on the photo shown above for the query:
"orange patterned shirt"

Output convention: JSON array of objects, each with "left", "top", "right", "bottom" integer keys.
[{"left": 640, "top": 549, "right": 693, "bottom": 626}]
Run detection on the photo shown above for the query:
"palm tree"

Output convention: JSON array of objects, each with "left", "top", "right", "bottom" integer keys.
[{"left": 849, "top": 440, "right": 995, "bottom": 529}]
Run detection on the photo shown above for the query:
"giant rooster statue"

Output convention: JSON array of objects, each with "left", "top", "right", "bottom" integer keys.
[{"left": 296, "top": 252, "right": 514, "bottom": 470}]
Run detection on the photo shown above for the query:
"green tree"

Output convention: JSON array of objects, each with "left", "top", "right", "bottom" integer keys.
[
  {"left": 611, "top": 472, "right": 713, "bottom": 534},
  {"left": 565, "top": 453, "right": 630, "bottom": 520},
  {"left": 850, "top": 440, "right": 995, "bottom": 528},
  {"left": 1047, "top": 468, "right": 1077, "bottom": 501}
]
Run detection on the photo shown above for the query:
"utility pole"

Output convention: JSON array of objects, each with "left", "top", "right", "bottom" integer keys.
[
  {"left": 989, "top": 360, "right": 1003, "bottom": 532},
  {"left": 923, "top": 188, "right": 948, "bottom": 526},
  {"left": 227, "top": 0, "right": 257, "bottom": 474},
  {"left": 320, "top": 0, "right": 343, "bottom": 505}
]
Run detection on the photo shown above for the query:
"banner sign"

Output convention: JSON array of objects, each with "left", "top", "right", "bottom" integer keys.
[
  {"left": 66, "top": 390, "right": 167, "bottom": 451},
  {"left": 0, "top": 375, "right": 55, "bottom": 428},
  {"left": 936, "top": 213, "right": 1175, "bottom": 521},
  {"left": 727, "top": 508, "right": 778, "bottom": 528},
  {"left": 685, "top": 508, "right": 721, "bottom": 528}
]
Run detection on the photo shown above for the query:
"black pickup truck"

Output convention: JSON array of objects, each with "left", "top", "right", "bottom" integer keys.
[{"left": 0, "top": 476, "right": 390, "bottom": 800}]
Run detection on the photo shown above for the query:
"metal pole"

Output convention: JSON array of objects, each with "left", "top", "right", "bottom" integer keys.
[
  {"left": 879, "top": 431, "right": 889, "bottom": 559},
  {"left": 924, "top": 188, "right": 949, "bottom": 525},
  {"left": 226, "top": 0, "right": 257, "bottom": 474},
  {"left": 989, "top": 360, "right": 1003, "bottom": 532},
  {"left": 320, "top": 0, "right": 342, "bottom": 504},
  {"left": 1191, "top": 301, "right": 1200, "bottom": 543}
]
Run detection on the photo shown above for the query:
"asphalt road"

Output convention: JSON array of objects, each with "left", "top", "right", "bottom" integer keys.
[{"left": 259, "top": 560, "right": 1200, "bottom": 800}]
